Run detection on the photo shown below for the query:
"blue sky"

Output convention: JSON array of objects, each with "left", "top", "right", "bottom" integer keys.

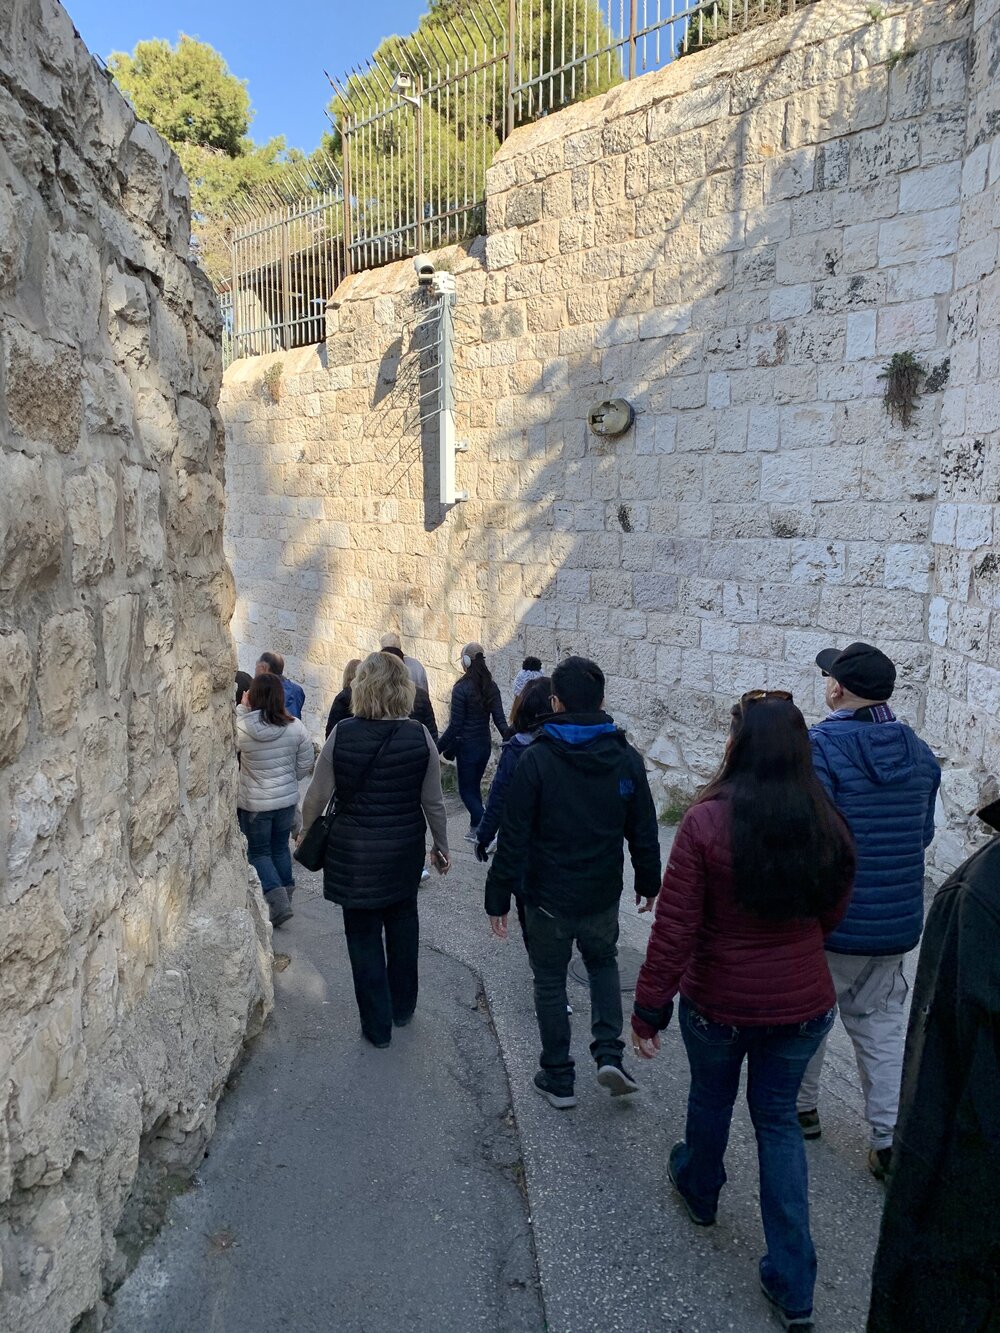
[{"left": 68, "top": 0, "right": 425, "bottom": 151}]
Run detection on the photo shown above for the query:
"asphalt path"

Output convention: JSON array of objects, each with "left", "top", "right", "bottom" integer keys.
[{"left": 109, "top": 798, "right": 904, "bottom": 1332}]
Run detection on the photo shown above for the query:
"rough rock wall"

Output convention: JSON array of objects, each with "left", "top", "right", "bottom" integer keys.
[
  {"left": 223, "top": 0, "right": 989, "bottom": 862},
  {"left": 925, "top": 0, "right": 1000, "bottom": 868},
  {"left": 0, "top": 4, "right": 272, "bottom": 1330}
]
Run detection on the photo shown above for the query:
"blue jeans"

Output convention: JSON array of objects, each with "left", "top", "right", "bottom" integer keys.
[
  {"left": 676, "top": 998, "right": 836, "bottom": 1317},
  {"left": 455, "top": 740, "right": 491, "bottom": 827},
  {"left": 238, "top": 805, "right": 296, "bottom": 895}
]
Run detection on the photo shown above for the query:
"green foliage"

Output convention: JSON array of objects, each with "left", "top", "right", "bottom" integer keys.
[
  {"left": 262, "top": 360, "right": 284, "bottom": 402},
  {"left": 865, "top": 4, "right": 886, "bottom": 21},
  {"left": 678, "top": 0, "right": 817, "bottom": 57},
  {"left": 886, "top": 45, "right": 916, "bottom": 70},
  {"left": 109, "top": 35, "right": 313, "bottom": 282},
  {"left": 659, "top": 792, "right": 691, "bottom": 826},
  {"left": 324, "top": 0, "right": 620, "bottom": 247},
  {"left": 879, "top": 351, "right": 926, "bottom": 428},
  {"left": 108, "top": 35, "right": 252, "bottom": 156}
]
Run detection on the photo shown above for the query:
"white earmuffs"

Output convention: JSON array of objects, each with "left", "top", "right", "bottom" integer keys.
[{"left": 462, "top": 654, "right": 472, "bottom": 668}]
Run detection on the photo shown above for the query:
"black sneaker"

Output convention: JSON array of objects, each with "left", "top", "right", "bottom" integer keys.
[
  {"left": 797, "top": 1109, "right": 821, "bottom": 1140},
  {"left": 668, "top": 1143, "right": 716, "bottom": 1226},
  {"left": 532, "top": 1070, "right": 576, "bottom": 1109},
  {"left": 760, "top": 1273, "right": 814, "bottom": 1329},
  {"left": 393, "top": 1010, "right": 415, "bottom": 1028},
  {"left": 868, "top": 1146, "right": 893, "bottom": 1181},
  {"left": 596, "top": 1061, "right": 639, "bottom": 1097}
]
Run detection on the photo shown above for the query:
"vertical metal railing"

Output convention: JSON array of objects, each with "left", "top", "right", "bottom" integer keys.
[
  {"left": 218, "top": 0, "right": 811, "bottom": 359},
  {"left": 226, "top": 185, "right": 346, "bottom": 363}
]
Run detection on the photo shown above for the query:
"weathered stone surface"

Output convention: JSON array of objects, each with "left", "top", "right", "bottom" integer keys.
[
  {"left": 0, "top": 10, "right": 272, "bottom": 1333},
  {"left": 65, "top": 467, "right": 116, "bottom": 583},
  {"left": 0, "top": 628, "right": 32, "bottom": 764},
  {"left": 2, "top": 319, "right": 82, "bottom": 451},
  {"left": 0, "top": 450, "right": 64, "bottom": 595}
]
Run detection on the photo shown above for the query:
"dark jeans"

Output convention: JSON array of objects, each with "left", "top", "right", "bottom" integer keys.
[
  {"left": 524, "top": 903, "right": 623, "bottom": 1088},
  {"left": 342, "top": 896, "right": 420, "bottom": 1044},
  {"left": 238, "top": 804, "right": 296, "bottom": 895},
  {"left": 676, "top": 997, "right": 836, "bottom": 1317},
  {"left": 455, "top": 740, "right": 491, "bottom": 827}
]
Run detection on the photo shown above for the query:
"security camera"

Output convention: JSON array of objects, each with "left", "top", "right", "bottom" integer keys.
[{"left": 414, "top": 254, "right": 436, "bottom": 285}]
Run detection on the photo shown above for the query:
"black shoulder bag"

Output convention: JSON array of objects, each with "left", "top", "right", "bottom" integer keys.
[{"left": 294, "top": 723, "right": 399, "bottom": 872}]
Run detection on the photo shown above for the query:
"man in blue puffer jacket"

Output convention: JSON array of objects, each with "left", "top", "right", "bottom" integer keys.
[{"left": 797, "top": 641, "right": 940, "bottom": 1181}]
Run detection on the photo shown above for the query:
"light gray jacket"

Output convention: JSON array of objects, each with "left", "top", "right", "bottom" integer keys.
[{"left": 236, "top": 707, "right": 315, "bottom": 812}]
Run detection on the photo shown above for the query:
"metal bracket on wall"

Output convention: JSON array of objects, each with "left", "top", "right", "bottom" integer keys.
[{"left": 415, "top": 271, "right": 467, "bottom": 506}]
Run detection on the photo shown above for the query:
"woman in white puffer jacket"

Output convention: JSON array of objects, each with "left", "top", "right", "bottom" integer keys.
[{"left": 237, "top": 672, "right": 315, "bottom": 927}]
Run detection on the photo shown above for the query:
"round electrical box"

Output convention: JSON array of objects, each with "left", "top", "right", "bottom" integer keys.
[{"left": 587, "top": 398, "right": 635, "bottom": 438}]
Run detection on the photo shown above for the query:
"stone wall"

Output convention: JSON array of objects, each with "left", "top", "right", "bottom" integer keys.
[
  {"left": 926, "top": 0, "right": 1000, "bottom": 866},
  {"left": 223, "top": 0, "right": 996, "bottom": 869},
  {"left": 0, "top": 5, "right": 272, "bottom": 1330}
]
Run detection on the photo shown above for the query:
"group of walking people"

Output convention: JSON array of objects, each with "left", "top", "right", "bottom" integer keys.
[{"left": 232, "top": 633, "right": 996, "bottom": 1332}]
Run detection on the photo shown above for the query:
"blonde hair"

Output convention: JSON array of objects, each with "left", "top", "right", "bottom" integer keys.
[
  {"left": 351, "top": 651, "right": 415, "bottom": 720},
  {"left": 342, "top": 658, "right": 362, "bottom": 690}
]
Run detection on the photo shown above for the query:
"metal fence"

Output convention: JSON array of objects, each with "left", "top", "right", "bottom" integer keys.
[
  {"left": 220, "top": 0, "right": 809, "bottom": 361},
  {"left": 329, "top": 0, "right": 812, "bottom": 273}
]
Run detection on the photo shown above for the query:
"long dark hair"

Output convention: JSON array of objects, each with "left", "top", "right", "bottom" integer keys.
[
  {"left": 247, "top": 672, "right": 292, "bottom": 726},
  {"left": 466, "top": 652, "right": 495, "bottom": 711},
  {"left": 698, "top": 696, "right": 854, "bottom": 921},
  {"left": 510, "top": 677, "right": 552, "bottom": 734}
]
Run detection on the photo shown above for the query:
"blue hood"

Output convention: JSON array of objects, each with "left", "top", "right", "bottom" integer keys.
[
  {"left": 542, "top": 720, "right": 617, "bottom": 746},
  {"left": 814, "top": 718, "right": 923, "bottom": 786}
]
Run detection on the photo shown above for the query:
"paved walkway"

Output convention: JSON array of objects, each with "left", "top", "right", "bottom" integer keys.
[{"left": 110, "top": 800, "right": 895, "bottom": 1332}]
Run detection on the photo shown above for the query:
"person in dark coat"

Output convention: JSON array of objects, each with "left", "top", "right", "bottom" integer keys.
[
  {"left": 474, "top": 677, "right": 552, "bottom": 949},
  {"left": 437, "top": 642, "right": 509, "bottom": 840},
  {"left": 301, "top": 652, "right": 450, "bottom": 1048},
  {"left": 867, "top": 799, "right": 1000, "bottom": 1333},
  {"left": 235, "top": 670, "right": 254, "bottom": 705},
  {"left": 325, "top": 648, "right": 438, "bottom": 740},
  {"left": 797, "top": 641, "right": 941, "bottom": 1180},
  {"left": 632, "top": 691, "right": 855, "bottom": 1332},
  {"left": 256, "top": 650, "right": 306, "bottom": 720},
  {"left": 485, "top": 656, "right": 661, "bottom": 1108}
]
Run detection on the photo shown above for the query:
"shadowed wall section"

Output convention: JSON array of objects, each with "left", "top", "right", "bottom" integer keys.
[{"left": 223, "top": 0, "right": 997, "bottom": 873}]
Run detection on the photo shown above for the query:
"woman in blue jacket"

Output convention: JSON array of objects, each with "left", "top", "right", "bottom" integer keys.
[
  {"left": 437, "top": 642, "right": 509, "bottom": 840},
  {"left": 475, "top": 678, "right": 551, "bottom": 946}
]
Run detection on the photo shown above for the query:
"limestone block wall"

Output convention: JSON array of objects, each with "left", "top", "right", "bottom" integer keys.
[
  {"left": 0, "top": 5, "right": 272, "bottom": 1330},
  {"left": 926, "top": 0, "right": 1000, "bottom": 868},
  {"left": 224, "top": 0, "right": 993, "bottom": 865}
]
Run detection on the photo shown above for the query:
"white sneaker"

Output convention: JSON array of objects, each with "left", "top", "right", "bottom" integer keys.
[
  {"left": 463, "top": 830, "right": 478, "bottom": 844},
  {"left": 420, "top": 867, "right": 430, "bottom": 881}
]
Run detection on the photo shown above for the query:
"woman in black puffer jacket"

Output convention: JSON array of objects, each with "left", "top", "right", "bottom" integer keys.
[
  {"left": 301, "top": 652, "right": 450, "bottom": 1048},
  {"left": 437, "top": 641, "right": 509, "bottom": 842}
]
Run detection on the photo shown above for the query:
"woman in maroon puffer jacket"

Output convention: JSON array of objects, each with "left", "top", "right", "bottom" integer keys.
[{"left": 632, "top": 692, "right": 855, "bottom": 1332}]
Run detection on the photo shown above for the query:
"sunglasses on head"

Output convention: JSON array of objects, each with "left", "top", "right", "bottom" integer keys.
[{"left": 739, "top": 689, "right": 794, "bottom": 708}]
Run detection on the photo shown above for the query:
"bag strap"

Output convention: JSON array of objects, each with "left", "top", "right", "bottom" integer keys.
[{"left": 334, "top": 722, "right": 400, "bottom": 812}]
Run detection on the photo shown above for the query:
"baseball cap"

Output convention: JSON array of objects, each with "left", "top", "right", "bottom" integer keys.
[{"left": 815, "top": 641, "right": 896, "bottom": 700}]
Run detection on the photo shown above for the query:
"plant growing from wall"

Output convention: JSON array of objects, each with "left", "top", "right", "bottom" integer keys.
[
  {"left": 879, "top": 351, "right": 926, "bottom": 428},
  {"left": 262, "top": 360, "right": 284, "bottom": 403}
]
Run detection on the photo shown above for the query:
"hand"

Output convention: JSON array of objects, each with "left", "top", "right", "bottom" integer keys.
[
  {"left": 475, "top": 841, "right": 490, "bottom": 863},
  {"left": 431, "top": 849, "right": 450, "bottom": 875},
  {"left": 489, "top": 914, "right": 508, "bottom": 940},
  {"left": 635, "top": 893, "right": 656, "bottom": 914},
  {"left": 631, "top": 1031, "right": 660, "bottom": 1060}
]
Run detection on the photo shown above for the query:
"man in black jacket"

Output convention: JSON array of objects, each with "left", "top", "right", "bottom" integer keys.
[
  {"left": 485, "top": 656, "right": 661, "bottom": 1108},
  {"left": 325, "top": 648, "right": 438, "bottom": 740},
  {"left": 867, "top": 799, "right": 1000, "bottom": 1333}
]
